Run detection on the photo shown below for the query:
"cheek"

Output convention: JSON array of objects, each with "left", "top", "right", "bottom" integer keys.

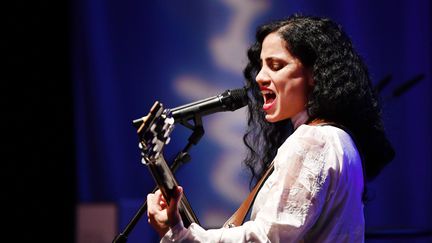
[
  {"left": 280, "top": 79, "right": 309, "bottom": 107},
  {"left": 283, "top": 78, "right": 308, "bottom": 96}
]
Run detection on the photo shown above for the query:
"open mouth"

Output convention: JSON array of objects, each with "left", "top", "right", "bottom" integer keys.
[
  {"left": 263, "top": 90, "right": 276, "bottom": 104},
  {"left": 262, "top": 89, "right": 276, "bottom": 110}
]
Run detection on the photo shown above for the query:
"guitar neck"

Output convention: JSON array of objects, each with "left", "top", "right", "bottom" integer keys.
[{"left": 147, "top": 156, "right": 200, "bottom": 227}]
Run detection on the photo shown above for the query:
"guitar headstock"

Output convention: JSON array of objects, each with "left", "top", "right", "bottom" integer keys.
[{"left": 136, "top": 101, "right": 175, "bottom": 164}]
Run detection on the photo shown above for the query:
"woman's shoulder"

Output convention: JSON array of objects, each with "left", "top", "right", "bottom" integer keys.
[
  {"left": 279, "top": 123, "right": 359, "bottom": 161},
  {"left": 297, "top": 123, "right": 361, "bottom": 165},
  {"left": 273, "top": 123, "right": 361, "bottom": 185},
  {"left": 295, "top": 123, "right": 355, "bottom": 147},
  {"left": 276, "top": 124, "right": 330, "bottom": 159},
  {"left": 287, "top": 123, "right": 342, "bottom": 147}
]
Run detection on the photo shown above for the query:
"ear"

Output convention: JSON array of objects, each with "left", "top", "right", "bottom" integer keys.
[
  {"left": 308, "top": 77, "right": 315, "bottom": 87},
  {"left": 306, "top": 68, "right": 315, "bottom": 87}
]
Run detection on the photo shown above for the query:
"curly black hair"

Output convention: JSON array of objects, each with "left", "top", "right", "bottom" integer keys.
[{"left": 243, "top": 14, "right": 395, "bottom": 188}]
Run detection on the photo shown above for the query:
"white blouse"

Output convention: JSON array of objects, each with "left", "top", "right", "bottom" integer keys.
[{"left": 161, "top": 113, "right": 365, "bottom": 243}]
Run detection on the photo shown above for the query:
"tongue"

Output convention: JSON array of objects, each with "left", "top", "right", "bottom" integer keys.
[{"left": 263, "top": 96, "right": 275, "bottom": 110}]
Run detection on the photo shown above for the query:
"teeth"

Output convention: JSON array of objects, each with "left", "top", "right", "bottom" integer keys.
[{"left": 261, "top": 90, "right": 274, "bottom": 95}]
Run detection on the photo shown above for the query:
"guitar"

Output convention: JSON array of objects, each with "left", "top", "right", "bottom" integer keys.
[{"left": 136, "top": 101, "right": 200, "bottom": 228}]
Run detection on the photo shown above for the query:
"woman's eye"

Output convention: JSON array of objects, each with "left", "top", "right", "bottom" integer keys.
[{"left": 271, "top": 63, "right": 282, "bottom": 71}]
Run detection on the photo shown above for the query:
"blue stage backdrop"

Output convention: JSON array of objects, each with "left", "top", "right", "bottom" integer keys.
[{"left": 72, "top": 0, "right": 431, "bottom": 242}]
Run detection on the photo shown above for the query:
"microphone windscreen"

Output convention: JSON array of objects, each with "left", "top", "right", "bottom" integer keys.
[{"left": 224, "top": 87, "right": 248, "bottom": 110}]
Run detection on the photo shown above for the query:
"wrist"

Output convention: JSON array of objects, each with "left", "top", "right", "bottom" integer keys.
[{"left": 161, "top": 220, "right": 186, "bottom": 240}]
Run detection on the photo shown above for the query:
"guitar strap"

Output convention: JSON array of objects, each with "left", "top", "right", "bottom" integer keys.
[
  {"left": 222, "top": 119, "right": 328, "bottom": 228},
  {"left": 222, "top": 160, "right": 274, "bottom": 228}
]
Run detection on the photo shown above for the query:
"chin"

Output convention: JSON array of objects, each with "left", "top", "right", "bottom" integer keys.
[
  {"left": 265, "top": 114, "right": 281, "bottom": 123},
  {"left": 265, "top": 111, "right": 293, "bottom": 123}
]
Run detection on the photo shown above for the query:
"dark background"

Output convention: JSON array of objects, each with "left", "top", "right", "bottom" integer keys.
[{"left": 5, "top": 1, "right": 75, "bottom": 242}]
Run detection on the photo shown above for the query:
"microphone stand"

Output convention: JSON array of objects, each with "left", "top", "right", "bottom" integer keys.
[{"left": 112, "top": 115, "right": 205, "bottom": 243}]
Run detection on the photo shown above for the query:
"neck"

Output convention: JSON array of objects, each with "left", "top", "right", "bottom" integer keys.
[{"left": 291, "top": 110, "right": 309, "bottom": 129}]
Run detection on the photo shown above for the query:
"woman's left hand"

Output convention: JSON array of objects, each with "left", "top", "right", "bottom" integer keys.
[{"left": 147, "top": 186, "right": 183, "bottom": 237}]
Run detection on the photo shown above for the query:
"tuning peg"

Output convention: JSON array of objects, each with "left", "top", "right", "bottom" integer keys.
[
  {"left": 150, "top": 123, "right": 157, "bottom": 132},
  {"left": 138, "top": 142, "right": 148, "bottom": 150},
  {"left": 165, "top": 117, "right": 174, "bottom": 124},
  {"left": 163, "top": 129, "right": 171, "bottom": 138},
  {"left": 162, "top": 123, "right": 169, "bottom": 131},
  {"left": 163, "top": 117, "right": 174, "bottom": 128},
  {"left": 153, "top": 144, "right": 159, "bottom": 152}
]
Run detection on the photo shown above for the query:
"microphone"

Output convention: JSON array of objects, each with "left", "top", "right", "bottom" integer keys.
[
  {"left": 169, "top": 87, "right": 248, "bottom": 122},
  {"left": 132, "top": 87, "right": 248, "bottom": 127}
]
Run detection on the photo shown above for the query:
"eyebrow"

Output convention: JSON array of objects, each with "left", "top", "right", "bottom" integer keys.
[
  {"left": 264, "top": 56, "right": 281, "bottom": 61},
  {"left": 261, "top": 53, "right": 290, "bottom": 60},
  {"left": 261, "top": 56, "right": 289, "bottom": 65}
]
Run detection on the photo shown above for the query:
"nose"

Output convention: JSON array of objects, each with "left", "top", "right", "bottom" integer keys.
[{"left": 255, "top": 68, "right": 271, "bottom": 87}]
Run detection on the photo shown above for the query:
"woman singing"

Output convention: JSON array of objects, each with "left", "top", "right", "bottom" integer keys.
[{"left": 147, "top": 14, "right": 394, "bottom": 242}]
